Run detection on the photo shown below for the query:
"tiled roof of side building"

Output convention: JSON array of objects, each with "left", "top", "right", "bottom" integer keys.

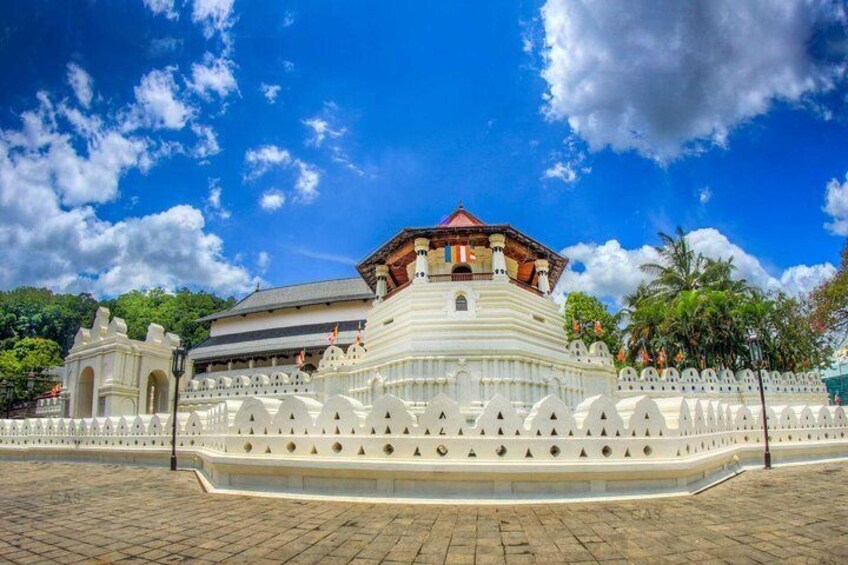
[{"left": 197, "top": 277, "right": 374, "bottom": 322}]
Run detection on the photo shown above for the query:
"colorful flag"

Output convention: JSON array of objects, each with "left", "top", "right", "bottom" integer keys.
[
  {"left": 572, "top": 320, "right": 580, "bottom": 333},
  {"left": 616, "top": 347, "right": 627, "bottom": 363},
  {"left": 657, "top": 348, "right": 667, "bottom": 369},
  {"left": 593, "top": 320, "right": 603, "bottom": 336},
  {"left": 327, "top": 324, "right": 339, "bottom": 345},
  {"left": 295, "top": 349, "right": 306, "bottom": 368},
  {"left": 674, "top": 351, "right": 684, "bottom": 365},
  {"left": 355, "top": 321, "right": 363, "bottom": 345},
  {"left": 444, "top": 245, "right": 476, "bottom": 263},
  {"left": 639, "top": 349, "right": 651, "bottom": 366}
]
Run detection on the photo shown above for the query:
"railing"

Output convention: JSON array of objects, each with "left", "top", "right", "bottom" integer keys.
[{"left": 430, "top": 272, "right": 494, "bottom": 283}]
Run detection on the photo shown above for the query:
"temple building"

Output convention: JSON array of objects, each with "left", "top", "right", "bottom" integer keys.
[
  {"left": 189, "top": 278, "right": 373, "bottom": 378},
  {"left": 18, "top": 205, "right": 838, "bottom": 502},
  {"left": 184, "top": 204, "right": 616, "bottom": 413}
]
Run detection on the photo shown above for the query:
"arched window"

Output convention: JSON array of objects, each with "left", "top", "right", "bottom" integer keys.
[
  {"left": 452, "top": 264, "right": 472, "bottom": 274},
  {"left": 301, "top": 363, "right": 317, "bottom": 373},
  {"left": 455, "top": 293, "right": 468, "bottom": 312}
]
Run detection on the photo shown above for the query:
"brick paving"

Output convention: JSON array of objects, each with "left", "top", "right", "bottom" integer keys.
[{"left": 0, "top": 461, "right": 847, "bottom": 564}]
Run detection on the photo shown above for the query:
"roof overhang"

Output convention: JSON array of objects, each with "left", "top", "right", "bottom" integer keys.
[{"left": 356, "top": 223, "right": 568, "bottom": 291}]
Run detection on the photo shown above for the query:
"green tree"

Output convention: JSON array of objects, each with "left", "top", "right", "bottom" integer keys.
[
  {"left": 0, "top": 337, "right": 64, "bottom": 398},
  {"left": 562, "top": 292, "right": 622, "bottom": 357},
  {"left": 103, "top": 288, "right": 234, "bottom": 348},
  {"left": 622, "top": 228, "right": 830, "bottom": 372},
  {"left": 0, "top": 287, "right": 99, "bottom": 353}
]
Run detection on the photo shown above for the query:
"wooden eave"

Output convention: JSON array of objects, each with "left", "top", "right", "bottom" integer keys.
[{"left": 356, "top": 224, "right": 568, "bottom": 292}]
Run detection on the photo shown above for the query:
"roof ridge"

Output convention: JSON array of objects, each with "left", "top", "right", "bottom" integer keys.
[{"left": 252, "top": 276, "right": 365, "bottom": 294}]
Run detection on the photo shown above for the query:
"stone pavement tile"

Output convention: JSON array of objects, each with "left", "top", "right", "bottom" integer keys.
[{"left": 2, "top": 461, "right": 848, "bottom": 564}]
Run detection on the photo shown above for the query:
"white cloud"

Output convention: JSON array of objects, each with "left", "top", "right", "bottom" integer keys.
[
  {"left": 282, "top": 60, "right": 295, "bottom": 73},
  {"left": 293, "top": 160, "right": 320, "bottom": 203},
  {"left": 244, "top": 144, "right": 292, "bottom": 179},
  {"left": 189, "top": 54, "right": 238, "bottom": 99},
  {"left": 245, "top": 145, "right": 322, "bottom": 204},
  {"left": 204, "top": 180, "right": 230, "bottom": 220},
  {"left": 143, "top": 0, "right": 179, "bottom": 20},
  {"left": 540, "top": 0, "right": 847, "bottom": 161},
  {"left": 191, "top": 123, "right": 220, "bottom": 160},
  {"left": 257, "top": 251, "right": 271, "bottom": 273},
  {"left": 283, "top": 11, "right": 295, "bottom": 27},
  {"left": 259, "top": 190, "right": 285, "bottom": 211},
  {"left": 66, "top": 63, "right": 93, "bottom": 108},
  {"left": 556, "top": 227, "right": 835, "bottom": 305},
  {"left": 303, "top": 116, "right": 345, "bottom": 147},
  {"left": 131, "top": 67, "right": 193, "bottom": 130},
  {"left": 779, "top": 263, "right": 836, "bottom": 295},
  {"left": 543, "top": 161, "right": 578, "bottom": 184},
  {"left": 698, "top": 186, "right": 713, "bottom": 205},
  {"left": 192, "top": 0, "right": 235, "bottom": 38},
  {"left": 260, "top": 83, "right": 281, "bottom": 104},
  {"left": 824, "top": 173, "right": 848, "bottom": 235},
  {"left": 0, "top": 89, "right": 251, "bottom": 296}
]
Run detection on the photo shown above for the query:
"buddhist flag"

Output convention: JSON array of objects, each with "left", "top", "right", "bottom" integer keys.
[
  {"left": 593, "top": 320, "right": 603, "bottom": 336},
  {"left": 572, "top": 319, "right": 580, "bottom": 333},
  {"left": 674, "top": 350, "right": 684, "bottom": 366},
  {"left": 616, "top": 347, "right": 627, "bottom": 364},
  {"left": 295, "top": 349, "right": 306, "bottom": 368},
  {"left": 444, "top": 245, "right": 476, "bottom": 263},
  {"left": 355, "top": 321, "right": 363, "bottom": 345},
  {"left": 327, "top": 324, "right": 339, "bottom": 345},
  {"left": 657, "top": 348, "right": 667, "bottom": 369}
]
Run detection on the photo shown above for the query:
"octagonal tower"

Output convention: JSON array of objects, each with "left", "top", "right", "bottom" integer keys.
[{"left": 316, "top": 205, "right": 615, "bottom": 415}]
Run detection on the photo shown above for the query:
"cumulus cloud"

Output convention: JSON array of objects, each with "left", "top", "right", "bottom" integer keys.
[
  {"left": 0, "top": 71, "right": 252, "bottom": 296},
  {"left": 824, "top": 173, "right": 848, "bottom": 235},
  {"left": 257, "top": 251, "right": 271, "bottom": 273},
  {"left": 303, "top": 116, "right": 345, "bottom": 147},
  {"left": 191, "top": 123, "right": 220, "bottom": 160},
  {"left": 143, "top": 0, "right": 179, "bottom": 20},
  {"left": 244, "top": 145, "right": 322, "bottom": 204},
  {"left": 192, "top": 0, "right": 236, "bottom": 39},
  {"left": 130, "top": 67, "right": 194, "bottom": 130},
  {"left": 204, "top": 180, "right": 230, "bottom": 220},
  {"left": 556, "top": 227, "right": 835, "bottom": 305},
  {"left": 189, "top": 54, "right": 238, "bottom": 99},
  {"left": 540, "top": 0, "right": 847, "bottom": 161},
  {"left": 244, "top": 144, "right": 292, "bottom": 179},
  {"left": 543, "top": 161, "right": 578, "bottom": 184},
  {"left": 66, "top": 63, "right": 93, "bottom": 108},
  {"left": 260, "top": 83, "right": 281, "bottom": 104},
  {"left": 259, "top": 190, "right": 285, "bottom": 211},
  {"left": 698, "top": 186, "right": 713, "bottom": 205},
  {"left": 293, "top": 160, "right": 320, "bottom": 203}
]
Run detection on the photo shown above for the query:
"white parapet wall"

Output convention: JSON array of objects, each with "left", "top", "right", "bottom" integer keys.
[
  {"left": 617, "top": 367, "right": 828, "bottom": 406},
  {"left": 2, "top": 390, "right": 847, "bottom": 502}
]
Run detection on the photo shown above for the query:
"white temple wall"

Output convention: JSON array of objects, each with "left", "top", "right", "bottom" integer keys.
[
  {"left": 210, "top": 301, "right": 370, "bottom": 337},
  {"left": 3, "top": 392, "right": 847, "bottom": 501}
]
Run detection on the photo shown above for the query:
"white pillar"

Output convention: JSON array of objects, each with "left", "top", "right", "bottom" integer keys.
[
  {"left": 490, "top": 233, "right": 508, "bottom": 281},
  {"left": 535, "top": 259, "right": 551, "bottom": 296},
  {"left": 413, "top": 238, "right": 430, "bottom": 284},
  {"left": 375, "top": 265, "right": 389, "bottom": 301}
]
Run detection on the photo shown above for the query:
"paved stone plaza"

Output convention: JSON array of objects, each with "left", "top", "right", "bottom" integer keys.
[{"left": 0, "top": 461, "right": 846, "bottom": 564}]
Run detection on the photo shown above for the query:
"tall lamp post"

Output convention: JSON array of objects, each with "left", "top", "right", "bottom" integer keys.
[
  {"left": 747, "top": 329, "right": 772, "bottom": 469},
  {"left": 170, "top": 347, "right": 188, "bottom": 472},
  {"left": 0, "top": 378, "right": 11, "bottom": 419}
]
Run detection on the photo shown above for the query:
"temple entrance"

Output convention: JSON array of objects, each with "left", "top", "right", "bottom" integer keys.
[
  {"left": 76, "top": 367, "right": 94, "bottom": 418},
  {"left": 145, "top": 370, "right": 169, "bottom": 414}
]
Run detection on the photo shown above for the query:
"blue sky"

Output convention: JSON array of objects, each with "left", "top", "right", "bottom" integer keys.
[{"left": 1, "top": 0, "right": 847, "bottom": 307}]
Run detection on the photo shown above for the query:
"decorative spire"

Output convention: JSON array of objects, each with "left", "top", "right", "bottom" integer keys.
[{"left": 458, "top": 200, "right": 464, "bottom": 210}]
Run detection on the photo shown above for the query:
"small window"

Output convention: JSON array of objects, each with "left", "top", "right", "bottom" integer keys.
[
  {"left": 455, "top": 293, "right": 468, "bottom": 312},
  {"left": 452, "top": 264, "right": 472, "bottom": 274}
]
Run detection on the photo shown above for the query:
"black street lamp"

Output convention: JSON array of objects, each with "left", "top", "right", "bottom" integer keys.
[
  {"left": 0, "top": 378, "right": 11, "bottom": 420},
  {"left": 170, "top": 346, "right": 188, "bottom": 471},
  {"left": 747, "top": 329, "right": 772, "bottom": 469}
]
